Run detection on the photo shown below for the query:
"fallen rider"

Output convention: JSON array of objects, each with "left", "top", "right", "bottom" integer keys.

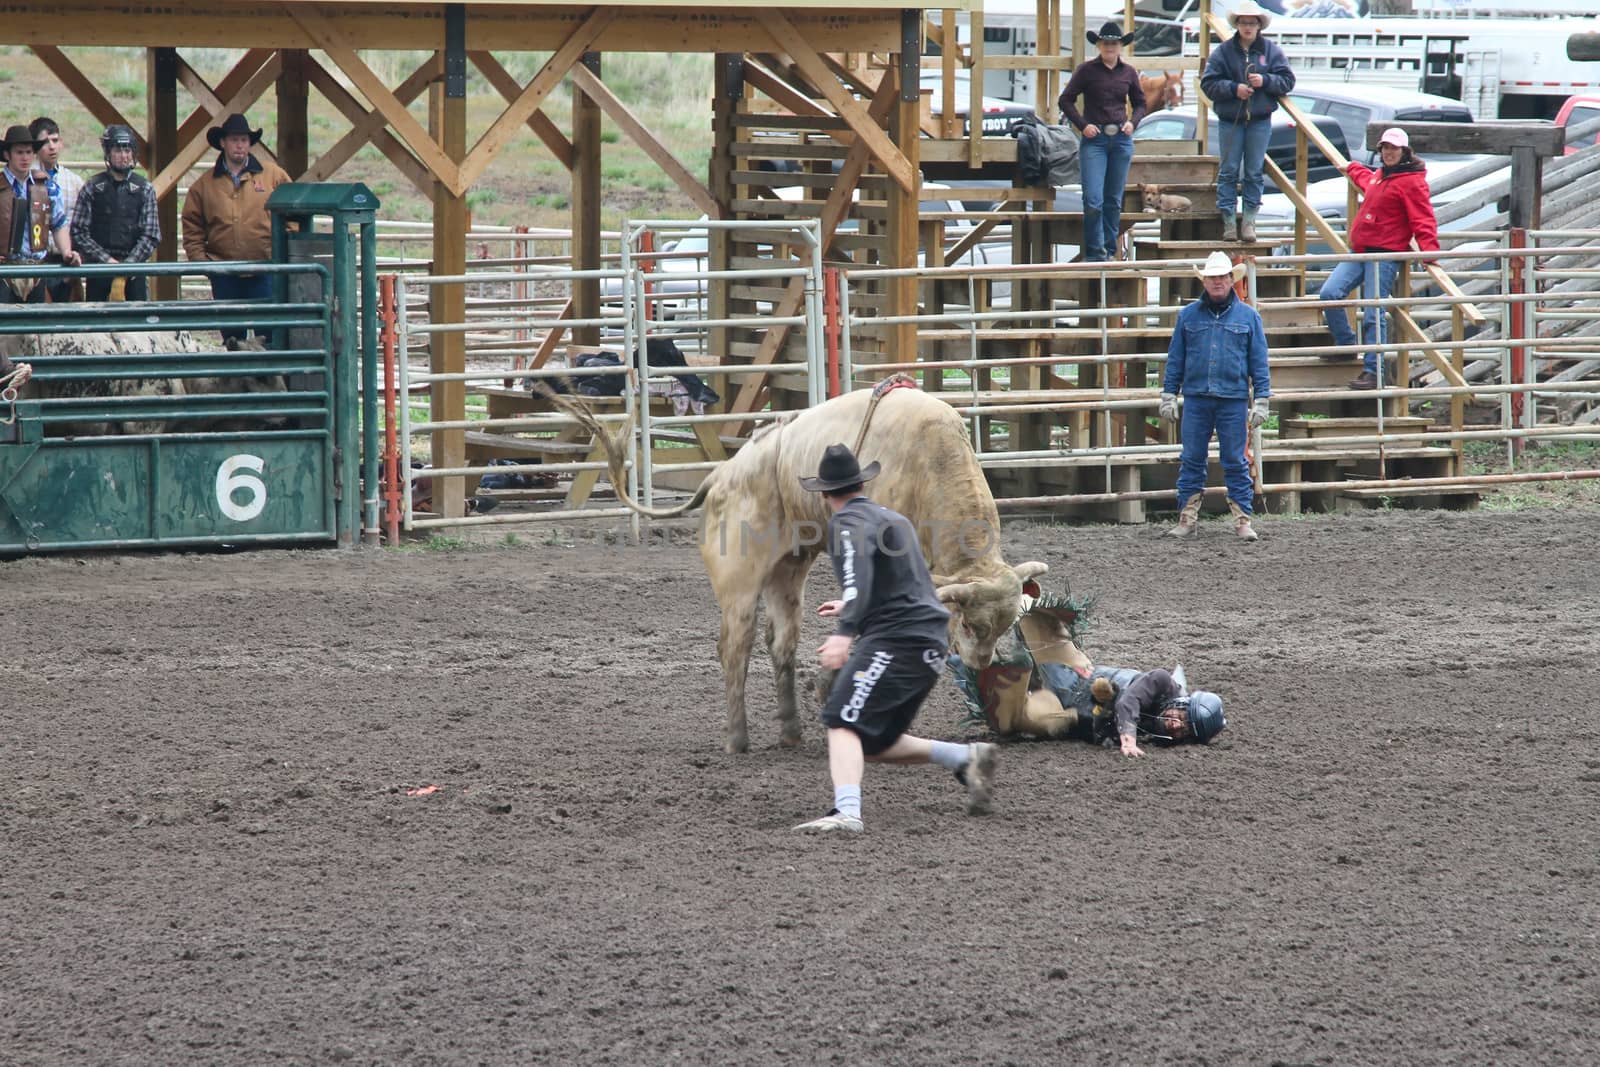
[{"left": 947, "top": 587, "right": 1227, "bottom": 757}]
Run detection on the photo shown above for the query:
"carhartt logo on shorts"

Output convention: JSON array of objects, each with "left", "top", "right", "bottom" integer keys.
[{"left": 841, "top": 650, "right": 894, "bottom": 722}]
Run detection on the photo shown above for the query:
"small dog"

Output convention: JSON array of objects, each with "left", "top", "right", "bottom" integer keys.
[{"left": 1141, "top": 183, "right": 1193, "bottom": 214}]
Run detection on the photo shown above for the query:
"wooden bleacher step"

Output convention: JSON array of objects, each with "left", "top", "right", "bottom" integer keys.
[{"left": 1278, "top": 416, "right": 1431, "bottom": 446}]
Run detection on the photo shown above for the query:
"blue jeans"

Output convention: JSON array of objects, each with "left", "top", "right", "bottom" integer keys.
[
  {"left": 1217, "top": 115, "right": 1272, "bottom": 216},
  {"left": 209, "top": 271, "right": 273, "bottom": 343},
  {"left": 1079, "top": 130, "right": 1134, "bottom": 261},
  {"left": 1176, "top": 393, "right": 1254, "bottom": 514},
  {"left": 1319, "top": 258, "right": 1400, "bottom": 375}
]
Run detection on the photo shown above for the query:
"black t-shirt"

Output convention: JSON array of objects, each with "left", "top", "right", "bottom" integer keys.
[{"left": 826, "top": 496, "right": 951, "bottom": 646}]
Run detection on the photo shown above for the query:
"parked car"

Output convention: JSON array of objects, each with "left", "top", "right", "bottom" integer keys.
[
  {"left": 1555, "top": 94, "right": 1600, "bottom": 155},
  {"left": 1285, "top": 83, "right": 1473, "bottom": 162},
  {"left": 921, "top": 71, "right": 1037, "bottom": 137},
  {"left": 1133, "top": 105, "right": 1352, "bottom": 187}
]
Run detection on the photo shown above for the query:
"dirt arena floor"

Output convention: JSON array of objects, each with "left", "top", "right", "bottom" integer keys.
[{"left": 4, "top": 509, "right": 1598, "bottom": 1065}]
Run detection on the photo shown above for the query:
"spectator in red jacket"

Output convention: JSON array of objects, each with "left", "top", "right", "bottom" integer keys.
[{"left": 1318, "top": 128, "right": 1440, "bottom": 390}]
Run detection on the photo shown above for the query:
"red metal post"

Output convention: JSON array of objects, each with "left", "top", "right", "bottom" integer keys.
[
  {"left": 639, "top": 229, "right": 657, "bottom": 325},
  {"left": 824, "top": 266, "right": 842, "bottom": 398},
  {"left": 1508, "top": 228, "right": 1527, "bottom": 451},
  {"left": 380, "top": 274, "right": 402, "bottom": 546}
]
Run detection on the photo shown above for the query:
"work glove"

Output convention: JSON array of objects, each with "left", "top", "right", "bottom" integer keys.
[
  {"left": 1249, "top": 397, "right": 1271, "bottom": 429},
  {"left": 1158, "top": 393, "right": 1179, "bottom": 423}
]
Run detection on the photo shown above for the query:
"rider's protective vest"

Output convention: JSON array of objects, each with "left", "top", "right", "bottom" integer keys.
[
  {"left": 0, "top": 174, "right": 52, "bottom": 259},
  {"left": 84, "top": 171, "right": 149, "bottom": 259}
]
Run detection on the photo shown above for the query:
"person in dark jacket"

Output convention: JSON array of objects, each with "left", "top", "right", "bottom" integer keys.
[
  {"left": 793, "top": 444, "right": 998, "bottom": 834},
  {"left": 1059, "top": 21, "right": 1147, "bottom": 262},
  {"left": 1160, "top": 251, "right": 1272, "bottom": 541},
  {"left": 1320, "top": 127, "right": 1440, "bottom": 390},
  {"left": 1200, "top": 1, "right": 1296, "bottom": 241},
  {"left": 71, "top": 125, "right": 160, "bottom": 302}
]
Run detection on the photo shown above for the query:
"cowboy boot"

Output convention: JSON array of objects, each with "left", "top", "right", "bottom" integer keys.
[
  {"left": 1240, "top": 207, "right": 1259, "bottom": 242},
  {"left": 1220, "top": 211, "right": 1237, "bottom": 242},
  {"left": 1168, "top": 494, "right": 1203, "bottom": 538},
  {"left": 1227, "top": 499, "right": 1259, "bottom": 542}
]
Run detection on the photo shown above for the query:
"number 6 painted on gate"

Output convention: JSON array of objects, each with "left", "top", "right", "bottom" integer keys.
[{"left": 216, "top": 454, "right": 267, "bottom": 522}]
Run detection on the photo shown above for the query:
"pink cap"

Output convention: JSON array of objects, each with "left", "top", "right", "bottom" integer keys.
[{"left": 1379, "top": 127, "right": 1409, "bottom": 148}]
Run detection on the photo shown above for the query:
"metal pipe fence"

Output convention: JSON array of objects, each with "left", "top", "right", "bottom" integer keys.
[{"left": 386, "top": 228, "right": 1600, "bottom": 532}]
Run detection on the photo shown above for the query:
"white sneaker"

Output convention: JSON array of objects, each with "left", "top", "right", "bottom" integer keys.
[
  {"left": 792, "top": 809, "right": 864, "bottom": 834},
  {"left": 964, "top": 743, "right": 998, "bottom": 815}
]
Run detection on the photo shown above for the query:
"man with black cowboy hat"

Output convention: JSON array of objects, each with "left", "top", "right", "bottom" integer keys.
[
  {"left": 1060, "top": 20, "right": 1146, "bottom": 262},
  {"left": 793, "top": 443, "right": 998, "bottom": 834},
  {"left": 181, "top": 112, "right": 291, "bottom": 344},
  {"left": 0, "top": 123, "right": 80, "bottom": 305},
  {"left": 71, "top": 124, "right": 160, "bottom": 302},
  {"left": 1160, "top": 251, "right": 1272, "bottom": 541}
]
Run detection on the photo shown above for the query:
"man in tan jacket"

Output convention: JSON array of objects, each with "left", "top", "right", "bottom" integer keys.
[{"left": 181, "top": 112, "right": 290, "bottom": 346}]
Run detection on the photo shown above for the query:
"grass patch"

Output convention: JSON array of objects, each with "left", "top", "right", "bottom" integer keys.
[
  {"left": 1464, "top": 439, "right": 1600, "bottom": 510},
  {"left": 466, "top": 188, "right": 500, "bottom": 211},
  {"left": 0, "top": 69, "right": 14, "bottom": 84},
  {"left": 108, "top": 79, "right": 141, "bottom": 100}
]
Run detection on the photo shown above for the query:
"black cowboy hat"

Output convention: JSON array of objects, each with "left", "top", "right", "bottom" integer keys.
[
  {"left": 206, "top": 113, "right": 264, "bottom": 151},
  {"left": 0, "top": 124, "right": 45, "bottom": 156},
  {"left": 799, "top": 443, "right": 881, "bottom": 493},
  {"left": 1086, "top": 20, "right": 1136, "bottom": 46}
]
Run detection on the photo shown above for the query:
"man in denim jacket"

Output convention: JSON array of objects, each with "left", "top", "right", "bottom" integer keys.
[{"left": 1160, "top": 251, "right": 1272, "bottom": 541}]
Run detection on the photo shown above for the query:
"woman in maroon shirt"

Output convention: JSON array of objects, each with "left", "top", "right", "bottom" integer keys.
[{"left": 1059, "top": 21, "right": 1147, "bottom": 261}]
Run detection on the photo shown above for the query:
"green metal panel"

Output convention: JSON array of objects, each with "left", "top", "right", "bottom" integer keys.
[
  {"left": 0, "top": 431, "right": 333, "bottom": 551},
  {"left": 0, "top": 179, "right": 383, "bottom": 555}
]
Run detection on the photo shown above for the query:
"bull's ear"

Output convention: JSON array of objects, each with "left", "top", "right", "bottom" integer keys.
[
  {"left": 936, "top": 581, "right": 979, "bottom": 607},
  {"left": 1013, "top": 561, "right": 1049, "bottom": 581}
]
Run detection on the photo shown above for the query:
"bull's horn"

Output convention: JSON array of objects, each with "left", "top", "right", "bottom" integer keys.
[
  {"left": 936, "top": 581, "right": 980, "bottom": 607},
  {"left": 1013, "top": 561, "right": 1049, "bottom": 581}
]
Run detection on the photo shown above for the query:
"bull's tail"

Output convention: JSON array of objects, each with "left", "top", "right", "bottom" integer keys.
[{"left": 535, "top": 385, "right": 710, "bottom": 519}]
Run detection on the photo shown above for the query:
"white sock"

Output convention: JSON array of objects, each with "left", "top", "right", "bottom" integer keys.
[
  {"left": 928, "top": 740, "right": 970, "bottom": 772},
  {"left": 833, "top": 785, "right": 862, "bottom": 820}
]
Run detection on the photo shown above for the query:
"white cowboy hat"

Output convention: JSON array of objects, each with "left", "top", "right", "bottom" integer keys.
[
  {"left": 1195, "top": 250, "right": 1247, "bottom": 282},
  {"left": 1227, "top": 1, "right": 1272, "bottom": 31}
]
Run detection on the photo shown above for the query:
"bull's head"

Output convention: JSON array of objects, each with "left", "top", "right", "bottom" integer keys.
[{"left": 936, "top": 561, "right": 1049, "bottom": 668}]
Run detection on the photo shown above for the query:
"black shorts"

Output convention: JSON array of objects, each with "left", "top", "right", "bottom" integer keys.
[{"left": 821, "top": 637, "right": 947, "bottom": 756}]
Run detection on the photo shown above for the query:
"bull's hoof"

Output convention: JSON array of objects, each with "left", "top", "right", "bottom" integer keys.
[
  {"left": 725, "top": 736, "right": 750, "bottom": 755},
  {"left": 778, "top": 732, "right": 804, "bottom": 748}
]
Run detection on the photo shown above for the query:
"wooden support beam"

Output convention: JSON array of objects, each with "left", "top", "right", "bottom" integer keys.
[
  {"left": 276, "top": 49, "right": 309, "bottom": 177},
  {"left": 291, "top": 6, "right": 464, "bottom": 195},
  {"left": 147, "top": 47, "right": 178, "bottom": 300},
  {"left": 569, "top": 63, "right": 720, "bottom": 220},
  {"left": 528, "top": 300, "right": 574, "bottom": 371},
  {"left": 1367, "top": 120, "right": 1566, "bottom": 158},
  {"left": 456, "top": 7, "right": 617, "bottom": 193},
  {"left": 29, "top": 46, "right": 146, "bottom": 160},
  {"left": 468, "top": 51, "right": 575, "bottom": 171},
  {"left": 945, "top": 200, "right": 1027, "bottom": 263},
  {"left": 151, "top": 51, "right": 281, "bottom": 200},
  {"left": 885, "top": 64, "right": 921, "bottom": 364},
  {"left": 571, "top": 52, "right": 603, "bottom": 348},
  {"left": 170, "top": 48, "right": 275, "bottom": 159},
  {"left": 710, "top": 54, "right": 742, "bottom": 369},
  {"left": 175, "top": 54, "right": 281, "bottom": 169},
  {"left": 742, "top": 62, "right": 832, "bottom": 123},
  {"left": 430, "top": 55, "right": 469, "bottom": 521},
  {"left": 304, "top": 57, "right": 436, "bottom": 198},
  {"left": 756, "top": 10, "right": 918, "bottom": 194}
]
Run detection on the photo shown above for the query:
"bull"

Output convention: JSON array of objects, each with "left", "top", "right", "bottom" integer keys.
[
  {"left": 564, "top": 381, "right": 1048, "bottom": 754},
  {"left": 0, "top": 329, "right": 286, "bottom": 435}
]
